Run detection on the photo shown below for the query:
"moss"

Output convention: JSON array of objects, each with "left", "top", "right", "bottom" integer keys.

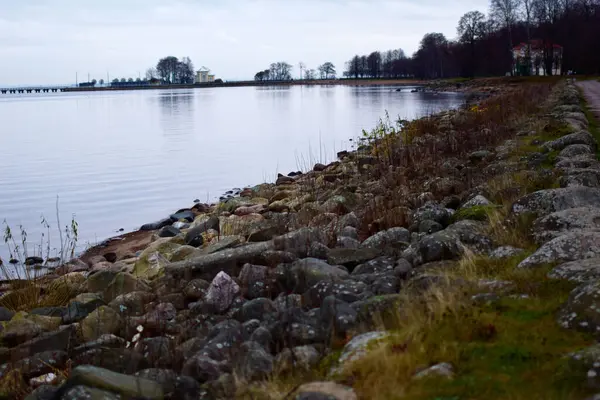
[{"left": 451, "top": 205, "right": 501, "bottom": 223}]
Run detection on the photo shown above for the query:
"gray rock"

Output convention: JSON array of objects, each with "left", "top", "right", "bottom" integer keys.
[
  {"left": 413, "top": 362, "right": 454, "bottom": 380},
  {"left": 80, "top": 306, "right": 123, "bottom": 342},
  {"left": 205, "top": 271, "right": 240, "bottom": 313},
  {"left": 558, "top": 280, "right": 600, "bottom": 334},
  {"left": 327, "top": 248, "right": 382, "bottom": 269},
  {"left": 557, "top": 144, "right": 594, "bottom": 159},
  {"left": 307, "top": 242, "right": 330, "bottom": 259},
  {"left": 133, "top": 337, "right": 175, "bottom": 369},
  {"left": 183, "top": 279, "right": 210, "bottom": 300},
  {"left": 489, "top": 246, "right": 525, "bottom": 259},
  {"left": 543, "top": 131, "right": 597, "bottom": 152},
  {"left": 461, "top": 195, "right": 491, "bottom": 209},
  {"left": 560, "top": 169, "right": 600, "bottom": 188},
  {"left": 185, "top": 216, "right": 219, "bottom": 247},
  {"left": 9, "top": 350, "right": 68, "bottom": 380},
  {"left": 235, "top": 341, "right": 273, "bottom": 380},
  {"left": 402, "top": 230, "right": 463, "bottom": 267},
  {"left": 446, "top": 220, "right": 493, "bottom": 253},
  {"left": 413, "top": 202, "right": 452, "bottom": 227},
  {"left": 239, "top": 264, "right": 272, "bottom": 299},
  {"left": 418, "top": 220, "right": 444, "bottom": 234},
  {"left": 59, "top": 385, "right": 121, "bottom": 400},
  {"left": 87, "top": 270, "right": 119, "bottom": 293},
  {"left": 548, "top": 258, "right": 600, "bottom": 283},
  {"left": 336, "top": 236, "right": 361, "bottom": 249},
  {"left": 0, "top": 318, "right": 43, "bottom": 347},
  {"left": 294, "top": 381, "right": 358, "bottom": 400},
  {"left": 273, "top": 227, "right": 328, "bottom": 258},
  {"left": 141, "top": 218, "right": 172, "bottom": 231},
  {"left": 134, "top": 368, "right": 202, "bottom": 399},
  {"left": 512, "top": 187, "right": 600, "bottom": 217},
  {"left": 339, "top": 226, "right": 359, "bottom": 240},
  {"left": 109, "top": 291, "right": 156, "bottom": 316},
  {"left": 361, "top": 227, "right": 410, "bottom": 252},
  {"left": 332, "top": 331, "right": 389, "bottom": 375},
  {"left": 64, "top": 365, "right": 163, "bottom": 399},
  {"left": 556, "top": 155, "right": 600, "bottom": 171},
  {"left": 275, "top": 345, "right": 321, "bottom": 373},
  {"left": 0, "top": 307, "right": 14, "bottom": 322},
  {"left": 103, "top": 272, "right": 151, "bottom": 303},
  {"left": 533, "top": 207, "right": 600, "bottom": 243},
  {"left": 166, "top": 241, "right": 276, "bottom": 280},
  {"left": 234, "top": 298, "right": 276, "bottom": 322},
  {"left": 320, "top": 296, "right": 357, "bottom": 336},
  {"left": 276, "top": 258, "right": 349, "bottom": 293},
  {"left": 158, "top": 225, "right": 181, "bottom": 238},
  {"left": 181, "top": 354, "right": 229, "bottom": 383},
  {"left": 519, "top": 231, "right": 600, "bottom": 268}
]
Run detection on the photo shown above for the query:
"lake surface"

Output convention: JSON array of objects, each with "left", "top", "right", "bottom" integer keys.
[{"left": 0, "top": 84, "right": 464, "bottom": 264}]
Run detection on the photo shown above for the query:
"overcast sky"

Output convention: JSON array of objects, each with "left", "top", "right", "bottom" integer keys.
[{"left": 0, "top": 0, "right": 489, "bottom": 85}]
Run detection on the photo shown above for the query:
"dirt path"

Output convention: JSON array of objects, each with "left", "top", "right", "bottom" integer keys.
[{"left": 576, "top": 80, "right": 600, "bottom": 121}]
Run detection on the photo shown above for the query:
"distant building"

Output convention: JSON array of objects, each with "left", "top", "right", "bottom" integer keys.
[
  {"left": 513, "top": 40, "right": 563, "bottom": 76},
  {"left": 195, "top": 67, "right": 216, "bottom": 83}
]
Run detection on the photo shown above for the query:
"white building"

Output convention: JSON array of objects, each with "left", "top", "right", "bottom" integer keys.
[
  {"left": 513, "top": 40, "right": 563, "bottom": 76},
  {"left": 195, "top": 67, "right": 216, "bottom": 83}
]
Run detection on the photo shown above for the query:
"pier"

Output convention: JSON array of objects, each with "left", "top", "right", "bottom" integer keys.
[{"left": 0, "top": 87, "right": 67, "bottom": 94}]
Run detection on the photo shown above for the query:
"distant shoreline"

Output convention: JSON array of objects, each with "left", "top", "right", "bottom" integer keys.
[{"left": 62, "top": 78, "right": 426, "bottom": 93}]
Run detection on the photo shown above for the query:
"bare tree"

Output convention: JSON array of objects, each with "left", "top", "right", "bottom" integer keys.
[
  {"left": 491, "top": 0, "right": 521, "bottom": 74},
  {"left": 458, "top": 11, "right": 487, "bottom": 76},
  {"left": 318, "top": 62, "right": 336, "bottom": 79},
  {"left": 145, "top": 68, "right": 158, "bottom": 80},
  {"left": 304, "top": 69, "right": 316, "bottom": 80},
  {"left": 298, "top": 62, "right": 306, "bottom": 80}
]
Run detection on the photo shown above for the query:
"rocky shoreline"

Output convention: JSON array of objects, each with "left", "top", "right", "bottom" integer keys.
[{"left": 1, "top": 79, "right": 600, "bottom": 399}]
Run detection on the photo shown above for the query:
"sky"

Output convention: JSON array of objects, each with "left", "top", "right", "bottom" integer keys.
[{"left": 0, "top": 0, "right": 490, "bottom": 85}]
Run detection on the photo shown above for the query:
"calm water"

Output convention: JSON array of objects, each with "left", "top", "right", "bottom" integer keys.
[{"left": 0, "top": 85, "right": 464, "bottom": 262}]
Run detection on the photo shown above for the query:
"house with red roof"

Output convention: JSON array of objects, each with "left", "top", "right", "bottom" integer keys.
[{"left": 513, "top": 40, "right": 563, "bottom": 76}]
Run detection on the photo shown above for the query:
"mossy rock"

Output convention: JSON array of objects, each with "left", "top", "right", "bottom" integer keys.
[
  {"left": 133, "top": 237, "right": 182, "bottom": 280},
  {"left": 451, "top": 205, "right": 501, "bottom": 223}
]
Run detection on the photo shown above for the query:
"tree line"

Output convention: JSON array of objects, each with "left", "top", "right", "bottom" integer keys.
[
  {"left": 254, "top": 61, "right": 337, "bottom": 81},
  {"left": 342, "top": 0, "right": 600, "bottom": 78},
  {"left": 145, "top": 56, "right": 195, "bottom": 84}
]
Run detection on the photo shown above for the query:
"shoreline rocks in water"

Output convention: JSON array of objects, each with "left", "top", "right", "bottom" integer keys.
[{"left": 1, "top": 80, "right": 598, "bottom": 399}]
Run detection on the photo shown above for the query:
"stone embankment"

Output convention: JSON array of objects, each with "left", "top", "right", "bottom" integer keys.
[{"left": 1, "top": 80, "right": 599, "bottom": 399}]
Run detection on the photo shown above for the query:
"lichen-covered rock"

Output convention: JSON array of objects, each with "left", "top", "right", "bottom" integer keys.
[
  {"left": 512, "top": 187, "right": 600, "bottom": 217},
  {"left": 0, "top": 317, "right": 43, "bottom": 347},
  {"left": 327, "top": 248, "right": 382, "bottom": 269},
  {"left": 557, "top": 144, "right": 594, "bottom": 159},
  {"left": 558, "top": 280, "right": 600, "bottom": 334},
  {"left": 103, "top": 273, "right": 151, "bottom": 302},
  {"left": 489, "top": 246, "right": 525, "bottom": 259},
  {"left": 560, "top": 169, "right": 600, "bottom": 188},
  {"left": 109, "top": 291, "right": 156, "bottom": 316},
  {"left": 543, "top": 131, "right": 596, "bottom": 152},
  {"left": 519, "top": 231, "right": 600, "bottom": 268},
  {"left": 533, "top": 207, "right": 600, "bottom": 243},
  {"left": 133, "top": 237, "right": 183, "bottom": 279},
  {"left": 556, "top": 155, "right": 600, "bottom": 171},
  {"left": 461, "top": 195, "right": 491, "bottom": 209},
  {"left": 361, "top": 227, "right": 410, "bottom": 253},
  {"left": 205, "top": 271, "right": 240, "bottom": 313},
  {"left": 548, "top": 258, "right": 600, "bottom": 283},
  {"left": 81, "top": 306, "right": 123, "bottom": 342},
  {"left": 331, "top": 331, "right": 389, "bottom": 375},
  {"left": 275, "top": 345, "right": 321, "bottom": 373},
  {"left": 412, "top": 202, "right": 452, "bottom": 227},
  {"left": 402, "top": 230, "right": 463, "bottom": 266}
]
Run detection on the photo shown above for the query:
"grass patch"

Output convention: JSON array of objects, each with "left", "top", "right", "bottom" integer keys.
[
  {"left": 451, "top": 205, "right": 501, "bottom": 223},
  {"left": 339, "top": 256, "right": 595, "bottom": 400}
]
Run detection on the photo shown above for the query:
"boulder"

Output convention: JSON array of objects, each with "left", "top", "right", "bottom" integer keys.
[
  {"left": 556, "top": 155, "right": 600, "bottom": 171},
  {"left": 185, "top": 216, "right": 219, "bottom": 247},
  {"left": 461, "top": 195, "right": 491, "bottom": 209},
  {"left": 158, "top": 225, "right": 181, "bottom": 238},
  {"left": 273, "top": 228, "right": 328, "bottom": 258},
  {"left": 511, "top": 187, "right": 600, "bottom": 217},
  {"left": 87, "top": 270, "right": 118, "bottom": 293},
  {"left": 543, "top": 131, "right": 596, "bottom": 152},
  {"left": 140, "top": 218, "right": 172, "bottom": 231},
  {"left": 361, "top": 228, "right": 410, "bottom": 253},
  {"left": 331, "top": 331, "right": 389, "bottom": 375},
  {"left": 133, "top": 238, "right": 182, "bottom": 279},
  {"left": 518, "top": 231, "right": 600, "bottom": 269},
  {"left": 103, "top": 273, "right": 150, "bottom": 302},
  {"left": 558, "top": 280, "right": 600, "bottom": 335},
  {"left": 402, "top": 230, "right": 463, "bottom": 267},
  {"left": 276, "top": 258, "right": 349, "bottom": 293},
  {"left": 327, "top": 248, "right": 382, "bottom": 269},
  {"left": 181, "top": 354, "right": 229, "bottom": 384},
  {"left": 412, "top": 202, "right": 452, "bottom": 227},
  {"left": 109, "top": 291, "right": 156, "bottom": 316},
  {"left": 0, "top": 318, "right": 43, "bottom": 347},
  {"left": 413, "top": 362, "right": 455, "bottom": 380},
  {"left": 548, "top": 258, "right": 600, "bottom": 283},
  {"left": 533, "top": 207, "right": 600, "bottom": 244},
  {"left": 63, "top": 365, "right": 163, "bottom": 399},
  {"left": 489, "top": 246, "right": 525, "bottom": 259},
  {"left": 166, "top": 241, "right": 275, "bottom": 281},
  {"left": 80, "top": 306, "right": 123, "bottom": 341},
  {"left": 560, "top": 169, "right": 600, "bottom": 188},
  {"left": 239, "top": 264, "right": 272, "bottom": 299},
  {"left": 234, "top": 341, "right": 274, "bottom": 380},
  {"left": 275, "top": 345, "right": 321, "bottom": 373},
  {"left": 557, "top": 144, "right": 594, "bottom": 159},
  {"left": 205, "top": 271, "right": 240, "bottom": 313}
]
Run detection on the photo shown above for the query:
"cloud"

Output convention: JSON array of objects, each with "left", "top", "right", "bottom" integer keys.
[{"left": 0, "top": 0, "right": 489, "bottom": 85}]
